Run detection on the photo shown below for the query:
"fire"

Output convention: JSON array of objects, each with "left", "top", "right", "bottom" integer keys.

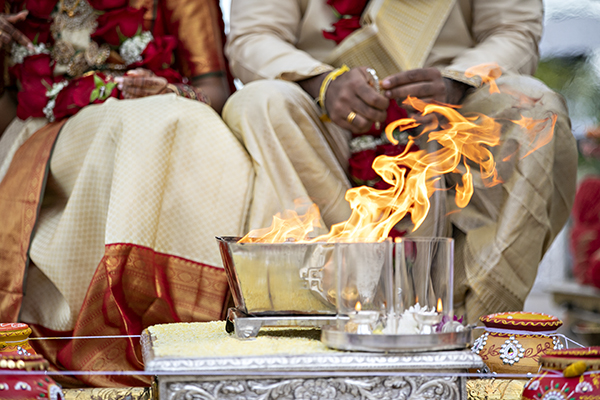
[
  {"left": 465, "top": 63, "right": 502, "bottom": 94},
  {"left": 511, "top": 114, "right": 557, "bottom": 159},
  {"left": 240, "top": 200, "right": 322, "bottom": 243},
  {"left": 239, "top": 63, "right": 556, "bottom": 243},
  {"left": 437, "top": 298, "right": 443, "bottom": 313},
  {"left": 355, "top": 301, "right": 362, "bottom": 312}
]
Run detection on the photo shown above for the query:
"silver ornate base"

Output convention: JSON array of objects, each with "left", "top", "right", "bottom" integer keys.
[
  {"left": 162, "top": 375, "right": 462, "bottom": 400},
  {"left": 142, "top": 329, "right": 484, "bottom": 400}
]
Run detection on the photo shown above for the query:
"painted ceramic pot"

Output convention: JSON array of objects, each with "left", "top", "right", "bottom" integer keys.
[
  {"left": 0, "top": 354, "right": 64, "bottom": 399},
  {"left": 471, "top": 311, "right": 564, "bottom": 374},
  {"left": 522, "top": 347, "right": 600, "bottom": 400},
  {"left": 0, "top": 323, "right": 36, "bottom": 357}
]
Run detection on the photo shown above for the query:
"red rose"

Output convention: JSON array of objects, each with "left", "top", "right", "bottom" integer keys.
[
  {"left": 16, "top": 82, "right": 51, "bottom": 119},
  {"left": 364, "top": 97, "right": 409, "bottom": 134},
  {"left": 52, "top": 74, "right": 118, "bottom": 120},
  {"left": 385, "top": 101, "right": 408, "bottom": 126},
  {"left": 373, "top": 180, "right": 390, "bottom": 190},
  {"left": 349, "top": 149, "right": 378, "bottom": 182},
  {"left": 377, "top": 143, "right": 406, "bottom": 157},
  {"left": 326, "top": 0, "right": 369, "bottom": 16},
  {"left": 88, "top": 0, "right": 128, "bottom": 11},
  {"left": 14, "top": 54, "right": 55, "bottom": 119},
  {"left": 53, "top": 76, "right": 95, "bottom": 120},
  {"left": 132, "top": 35, "right": 177, "bottom": 73},
  {"left": 322, "top": 16, "right": 361, "bottom": 44},
  {"left": 153, "top": 67, "right": 183, "bottom": 83},
  {"left": 14, "top": 18, "right": 53, "bottom": 44},
  {"left": 10, "top": 53, "right": 53, "bottom": 83},
  {"left": 91, "top": 7, "right": 146, "bottom": 46},
  {"left": 21, "top": 0, "right": 57, "bottom": 19}
]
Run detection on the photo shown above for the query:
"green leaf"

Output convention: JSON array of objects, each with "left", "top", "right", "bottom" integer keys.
[
  {"left": 93, "top": 74, "right": 104, "bottom": 88},
  {"left": 33, "top": 33, "right": 40, "bottom": 45},
  {"left": 90, "top": 88, "right": 99, "bottom": 102},
  {"left": 41, "top": 79, "right": 52, "bottom": 91},
  {"left": 330, "top": 6, "right": 342, "bottom": 19},
  {"left": 116, "top": 26, "right": 125, "bottom": 43},
  {"left": 104, "top": 82, "right": 117, "bottom": 97}
]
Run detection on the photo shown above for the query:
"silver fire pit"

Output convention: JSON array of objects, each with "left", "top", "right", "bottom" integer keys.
[
  {"left": 217, "top": 236, "right": 341, "bottom": 339},
  {"left": 216, "top": 237, "right": 393, "bottom": 339}
]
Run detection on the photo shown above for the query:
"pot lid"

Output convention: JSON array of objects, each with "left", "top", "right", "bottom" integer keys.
[{"left": 480, "top": 311, "right": 562, "bottom": 331}]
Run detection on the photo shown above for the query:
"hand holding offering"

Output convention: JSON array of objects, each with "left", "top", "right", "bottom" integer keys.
[{"left": 324, "top": 66, "right": 389, "bottom": 133}]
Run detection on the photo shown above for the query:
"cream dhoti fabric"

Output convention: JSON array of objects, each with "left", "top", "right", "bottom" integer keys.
[
  {"left": 223, "top": 76, "right": 577, "bottom": 323},
  {"left": 449, "top": 75, "right": 576, "bottom": 321},
  {"left": 0, "top": 94, "right": 253, "bottom": 331},
  {"left": 223, "top": 80, "right": 353, "bottom": 232}
]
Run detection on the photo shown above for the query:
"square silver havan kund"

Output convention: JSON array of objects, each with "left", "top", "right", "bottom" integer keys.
[{"left": 142, "top": 322, "right": 484, "bottom": 400}]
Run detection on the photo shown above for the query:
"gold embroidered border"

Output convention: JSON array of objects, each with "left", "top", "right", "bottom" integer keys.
[{"left": 0, "top": 121, "right": 66, "bottom": 322}]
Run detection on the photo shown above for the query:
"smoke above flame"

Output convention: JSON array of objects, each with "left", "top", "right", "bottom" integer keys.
[{"left": 240, "top": 64, "right": 556, "bottom": 243}]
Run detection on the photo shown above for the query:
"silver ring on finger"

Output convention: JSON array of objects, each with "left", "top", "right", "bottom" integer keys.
[{"left": 366, "top": 68, "right": 381, "bottom": 93}]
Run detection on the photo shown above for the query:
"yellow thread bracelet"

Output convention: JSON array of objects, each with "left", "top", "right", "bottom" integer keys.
[{"left": 318, "top": 64, "right": 349, "bottom": 122}]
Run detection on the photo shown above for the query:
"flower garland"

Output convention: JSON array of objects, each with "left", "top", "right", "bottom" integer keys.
[
  {"left": 7, "top": 0, "right": 184, "bottom": 121},
  {"left": 42, "top": 79, "right": 68, "bottom": 122},
  {"left": 119, "top": 31, "right": 153, "bottom": 66},
  {"left": 10, "top": 43, "right": 50, "bottom": 65}
]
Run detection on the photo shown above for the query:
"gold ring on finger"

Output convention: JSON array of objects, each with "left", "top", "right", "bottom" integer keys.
[{"left": 346, "top": 111, "right": 357, "bottom": 125}]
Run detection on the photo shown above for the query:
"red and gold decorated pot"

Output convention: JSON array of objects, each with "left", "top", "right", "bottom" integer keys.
[
  {"left": 522, "top": 347, "right": 600, "bottom": 400},
  {"left": 0, "top": 354, "right": 64, "bottom": 399},
  {"left": 472, "top": 312, "right": 564, "bottom": 374},
  {"left": 0, "top": 324, "right": 36, "bottom": 357}
]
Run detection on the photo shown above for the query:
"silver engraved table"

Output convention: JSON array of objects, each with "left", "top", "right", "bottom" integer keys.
[{"left": 141, "top": 322, "right": 484, "bottom": 400}]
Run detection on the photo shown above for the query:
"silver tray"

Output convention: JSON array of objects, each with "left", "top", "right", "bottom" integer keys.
[
  {"left": 321, "top": 325, "right": 473, "bottom": 353},
  {"left": 227, "top": 307, "right": 347, "bottom": 339}
]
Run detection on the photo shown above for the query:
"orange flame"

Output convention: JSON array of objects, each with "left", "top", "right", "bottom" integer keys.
[
  {"left": 355, "top": 301, "right": 362, "bottom": 312},
  {"left": 240, "top": 201, "right": 322, "bottom": 243},
  {"left": 437, "top": 298, "right": 443, "bottom": 313},
  {"left": 465, "top": 63, "right": 502, "bottom": 94},
  {"left": 511, "top": 114, "right": 557, "bottom": 159},
  {"left": 240, "top": 64, "right": 556, "bottom": 243}
]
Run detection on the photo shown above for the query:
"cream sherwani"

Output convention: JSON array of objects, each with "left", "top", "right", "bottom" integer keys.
[
  {"left": 226, "top": 0, "right": 542, "bottom": 81},
  {"left": 223, "top": 0, "right": 578, "bottom": 322}
]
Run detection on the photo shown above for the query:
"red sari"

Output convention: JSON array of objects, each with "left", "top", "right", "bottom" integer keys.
[{"left": 0, "top": 0, "right": 233, "bottom": 387}]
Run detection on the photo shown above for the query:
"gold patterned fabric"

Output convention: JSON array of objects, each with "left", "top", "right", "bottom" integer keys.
[
  {"left": 0, "top": 95, "right": 253, "bottom": 386},
  {"left": 11, "top": 95, "right": 252, "bottom": 331},
  {"left": 0, "top": 121, "right": 66, "bottom": 322}
]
